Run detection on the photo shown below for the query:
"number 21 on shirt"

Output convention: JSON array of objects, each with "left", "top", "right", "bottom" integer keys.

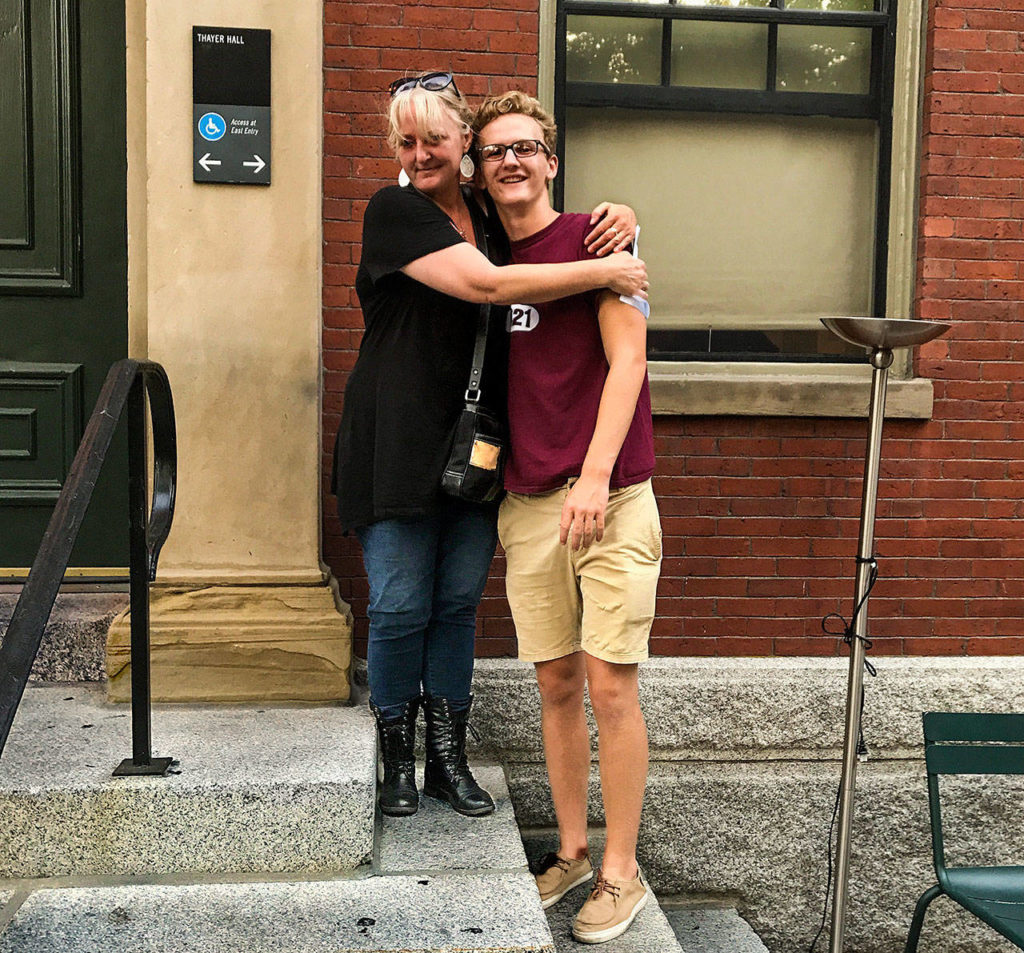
[{"left": 508, "top": 304, "right": 540, "bottom": 333}]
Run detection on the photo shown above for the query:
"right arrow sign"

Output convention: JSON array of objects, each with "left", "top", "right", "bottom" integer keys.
[{"left": 243, "top": 155, "right": 266, "bottom": 174}]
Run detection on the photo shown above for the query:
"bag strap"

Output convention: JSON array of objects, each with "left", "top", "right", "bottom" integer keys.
[{"left": 462, "top": 185, "right": 491, "bottom": 405}]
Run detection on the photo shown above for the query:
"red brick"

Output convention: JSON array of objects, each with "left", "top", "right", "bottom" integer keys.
[
  {"left": 922, "top": 216, "right": 955, "bottom": 237},
  {"left": 932, "top": 49, "right": 967, "bottom": 70},
  {"left": 325, "top": 47, "right": 381, "bottom": 69},
  {"left": 933, "top": 8, "right": 967, "bottom": 29},
  {"left": 902, "top": 638, "right": 968, "bottom": 656},
  {"left": 350, "top": 25, "right": 421, "bottom": 48},
  {"left": 956, "top": 259, "right": 1019, "bottom": 279},
  {"left": 774, "top": 638, "right": 839, "bottom": 657},
  {"left": 418, "top": 28, "right": 490, "bottom": 51},
  {"left": 402, "top": 6, "right": 463, "bottom": 27},
  {"left": 933, "top": 29, "right": 989, "bottom": 51},
  {"left": 473, "top": 9, "right": 519, "bottom": 30},
  {"left": 488, "top": 31, "right": 537, "bottom": 53},
  {"left": 967, "top": 638, "right": 1024, "bottom": 655},
  {"left": 931, "top": 70, "right": 1000, "bottom": 93},
  {"left": 987, "top": 31, "right": 1022, "bottom": 52}
]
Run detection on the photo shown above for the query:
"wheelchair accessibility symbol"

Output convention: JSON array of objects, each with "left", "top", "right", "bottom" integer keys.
[{"left": 198, "top": 112, "right": 226, "bottom": 142}]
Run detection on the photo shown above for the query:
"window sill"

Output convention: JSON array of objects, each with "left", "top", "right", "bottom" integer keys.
[{"left": 648, "top": 361, "right": 934, "bottom": 419}]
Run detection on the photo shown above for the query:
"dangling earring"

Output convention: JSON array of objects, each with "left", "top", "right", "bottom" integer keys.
[
  {"left": 459, "top": 153, "right": 475, "bottom": 179},
  {"left": 398, "top": 168, "right": 411, "bottom": 187}
]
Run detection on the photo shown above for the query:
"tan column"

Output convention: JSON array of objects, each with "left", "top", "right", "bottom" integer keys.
[{"left": 108, "top": 0, "right": 351, "bottom": 702}]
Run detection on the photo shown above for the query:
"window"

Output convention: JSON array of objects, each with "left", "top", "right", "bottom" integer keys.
[{"left": 554, "top": 0, "right": 904, "bottom": 364}]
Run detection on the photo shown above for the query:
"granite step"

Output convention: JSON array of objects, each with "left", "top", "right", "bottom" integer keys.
[
  {"left": 664, "top": 907, "right": 770, "bottom": 953},
  {"left": 0, "top": 874, "right": 555, "bottom": 953},
  {"left": 0, "top": 684, "right": 376, "bottom": 878},
  {"left": 378, "top": 764, "right": 528, "bottom": 873}
]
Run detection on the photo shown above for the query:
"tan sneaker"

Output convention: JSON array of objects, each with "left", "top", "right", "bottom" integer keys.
[
  {"left": 571, "top": 866, "right": 649, "bottom": 944},
  {"left": 533, "top": 851, "right": 593, "bottom": 909}
]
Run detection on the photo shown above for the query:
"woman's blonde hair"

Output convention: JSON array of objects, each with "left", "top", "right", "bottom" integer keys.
[
  {"left": 386, "top": 82, "right": 475, "bottom": 153},
  {"left": 473, "top": 91, "right": 557, "bottom": 155}
]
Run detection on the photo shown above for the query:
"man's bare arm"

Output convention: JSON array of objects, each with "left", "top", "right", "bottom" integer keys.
[{"left": 559, "top": 293, "right": 648, "bottom": 549}]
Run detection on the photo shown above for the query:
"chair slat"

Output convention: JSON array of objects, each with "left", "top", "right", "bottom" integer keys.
[
  {"left": 924, "top": 712, "right": 1024, "bottom": 744},
  {"left": 926, "top": 743, "right": 1024, "bottom": 776}
]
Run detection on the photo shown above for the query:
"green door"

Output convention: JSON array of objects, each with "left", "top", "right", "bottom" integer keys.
[{"left": 0, "top": 0, "right": 128, "bottom": 572}]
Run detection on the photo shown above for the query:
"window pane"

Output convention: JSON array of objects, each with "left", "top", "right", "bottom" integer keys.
[
  {"left": 564, "top": 109, "right": 878, "bottom": 354},
  {"left": 647, "top": 327, "right": 863, "bottom": 360},
  {"left": 785, "top": 0, "right": 875, "bottom": 10},
  {"left": 566, "top": 16, "right": 662, "bottom": 85},
  {"left": 776, "top": 27, "right": 873, "bottom": 93},
  {"left": 672, "top": 21, "right": 768, "bottom": 89},
  {"left": 584, "top": 0, "right": 770, "bottom": 3},
  {"left": 675, "top": 0, "right": 773, "bottom": 6}
]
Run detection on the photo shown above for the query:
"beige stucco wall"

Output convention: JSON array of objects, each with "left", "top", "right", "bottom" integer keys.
[
  {"left": 117, "top": 2, "right": 350, "bottom": 701},
  {"left": 127, "top": 1, "right": 323, "bottom": 584}
]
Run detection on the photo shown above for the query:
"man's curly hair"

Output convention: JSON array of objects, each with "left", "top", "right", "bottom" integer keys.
[{"left": 473, "top": 91, "right": 557, "bottom": 155}]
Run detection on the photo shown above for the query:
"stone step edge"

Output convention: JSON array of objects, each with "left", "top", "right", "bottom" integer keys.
[
  {"left": 0, "top": 872, "right": 556, "bottom": 953},
  {"left": 0, "top": 861, "right": 539, "bottom": 895}
]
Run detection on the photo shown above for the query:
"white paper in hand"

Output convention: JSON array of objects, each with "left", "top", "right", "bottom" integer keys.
[{"left": 618, "top": 225, "right": 650, "bottom": 319}]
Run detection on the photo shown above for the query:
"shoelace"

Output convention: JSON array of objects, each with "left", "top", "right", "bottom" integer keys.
[
  {"left": 589, "top": 874, "right": 621, "bottom": 900},
  {"left": 534, "top": 852, "right": 570, "bottom": 875}
]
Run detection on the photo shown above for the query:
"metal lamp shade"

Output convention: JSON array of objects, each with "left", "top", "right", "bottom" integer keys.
[{"left": 821, "top": 316, "right": 951, "bottom": 351}]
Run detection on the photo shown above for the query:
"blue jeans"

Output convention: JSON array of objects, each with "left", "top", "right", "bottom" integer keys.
[{"left": 356, "top": 501, "right": 498, "bottom": 717}]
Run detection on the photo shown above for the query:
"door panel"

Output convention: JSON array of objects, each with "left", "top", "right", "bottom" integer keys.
[
  {"left": 0, "top": 0, "right": 128, "bottom": 570},
  {"left": 0, "top": 0, "right": 80, "bottom": 293}
]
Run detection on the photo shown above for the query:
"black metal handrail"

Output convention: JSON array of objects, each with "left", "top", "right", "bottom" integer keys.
[{"left": 0, "top": 359, "right": 177, "bottom": 776}]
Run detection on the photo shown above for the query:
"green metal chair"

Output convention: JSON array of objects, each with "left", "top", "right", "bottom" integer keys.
[{"left": 905, "top": 712, "right": 1024, "bottom": 952}]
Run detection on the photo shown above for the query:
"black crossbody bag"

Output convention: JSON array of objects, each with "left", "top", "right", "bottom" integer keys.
[{"left": 441, "top": 189, "right": 507, "bottom": 503}]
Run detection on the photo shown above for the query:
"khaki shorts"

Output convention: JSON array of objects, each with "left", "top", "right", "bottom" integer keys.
[{"left": 498, "top": 479, "right": 662, "bottom": 664}]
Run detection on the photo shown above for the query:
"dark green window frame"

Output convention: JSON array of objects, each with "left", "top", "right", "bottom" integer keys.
[{"left": 554, "top": 0, "right": 900, "bottom": 326}]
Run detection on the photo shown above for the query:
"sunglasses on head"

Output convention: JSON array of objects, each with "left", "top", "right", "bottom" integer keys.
[{"left": 388, "top": 71, "right": 461, "bottom": 99}]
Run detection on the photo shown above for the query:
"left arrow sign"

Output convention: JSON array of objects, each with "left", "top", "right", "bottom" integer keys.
[{"left": 199, "top": 153, "right": 222, "bottom": 172}]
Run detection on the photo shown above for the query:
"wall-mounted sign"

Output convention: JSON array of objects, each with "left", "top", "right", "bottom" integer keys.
[{"left": 193, "top": 26, "right": 271, "bottom": 185}]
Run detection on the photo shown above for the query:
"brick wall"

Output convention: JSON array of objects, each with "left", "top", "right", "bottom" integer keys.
[{"left": 322, "top": 0, "right": 1024, "bottom": 659}]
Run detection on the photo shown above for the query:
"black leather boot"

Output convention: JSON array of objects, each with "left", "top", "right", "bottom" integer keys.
[
  {"left": 370, "top": 697, "right": 419, "bottom": 817},
  {"left": 422, "top": 694, "right": 495, "bottom": 817}
]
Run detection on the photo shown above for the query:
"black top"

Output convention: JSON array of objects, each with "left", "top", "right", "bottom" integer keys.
[{"left": 332, "top": 185, "right": 508, "bottom": 532}]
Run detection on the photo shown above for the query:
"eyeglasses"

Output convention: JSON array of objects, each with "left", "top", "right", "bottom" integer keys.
[
  {"left": 477, "top": 139, "right": 550, "bottom": 163},
  {"left": 388, "top": 71, "right": 461, "bottom": 99}
]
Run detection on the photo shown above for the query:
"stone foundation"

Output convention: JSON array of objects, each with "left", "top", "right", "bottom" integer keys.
[{"left": 106, "top": 582, "right": 352, "bottom": 703}]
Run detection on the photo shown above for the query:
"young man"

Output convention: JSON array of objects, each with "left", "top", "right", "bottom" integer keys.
[{"left": 474, "top": 92, "right": 661, "bottom": 944}]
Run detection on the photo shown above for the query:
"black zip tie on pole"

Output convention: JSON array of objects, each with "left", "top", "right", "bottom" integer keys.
[{"left": 821, "top": 555, "right": 879, "bottom": 679}]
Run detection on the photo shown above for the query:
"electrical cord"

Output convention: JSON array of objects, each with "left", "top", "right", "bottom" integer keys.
[
  {"left": 808, "top": 555, "right": 880, "bottom": 953},
  {"left": 808, "top": 782, "right": 843, "bottom": 953}
]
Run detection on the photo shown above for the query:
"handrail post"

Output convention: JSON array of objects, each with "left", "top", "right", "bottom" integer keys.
[
  {"left": 113, "top": 372, "right": 174, "bottom": 777},
  {"left": 0, "top": 360, "right": 178, "bottom": 771}
]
